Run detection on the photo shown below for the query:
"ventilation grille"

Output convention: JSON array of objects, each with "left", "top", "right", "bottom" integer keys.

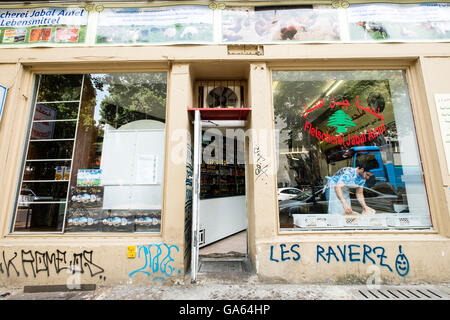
[
  {"left": 355, "top": 286, "right": 449, "bottom": 300},
  {"left": 194, "top": 80, "right": 246, "bottom": 108}
]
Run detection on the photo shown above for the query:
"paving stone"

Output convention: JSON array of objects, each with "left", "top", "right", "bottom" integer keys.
[{"left": 1, "top": 281, "right": 449, "bottom": 300}]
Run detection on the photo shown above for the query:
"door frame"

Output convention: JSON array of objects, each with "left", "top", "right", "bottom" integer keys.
[{"left": 190, "top": 114, "right": 248, "bottom": 282}]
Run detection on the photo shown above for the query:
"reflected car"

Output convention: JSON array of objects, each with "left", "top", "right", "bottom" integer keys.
[
  {"left": 18, "top": 189, "right": 53, "bottom": 206},
  {"left": 279, "top": 186, "right": 399, "bottom": 217},
  {"left": 277, "top": 187, "right": 309, "bottom": 201}
]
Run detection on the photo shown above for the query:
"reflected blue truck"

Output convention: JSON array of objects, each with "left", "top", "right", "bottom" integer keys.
[{"left": 351, "top": 146, "right": 404, "bottom": 190}]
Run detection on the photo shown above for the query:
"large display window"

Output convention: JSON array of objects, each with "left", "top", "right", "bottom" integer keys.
[
  {"left": 12, "top": 72, "right": 167, "bottom": 233},
  {"left": 273, "top": 70, "right": 432, "bottom": 230}
]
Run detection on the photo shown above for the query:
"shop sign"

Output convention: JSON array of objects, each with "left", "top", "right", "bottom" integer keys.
[
  {"left": 302, "top": 95, "right": 385, "bottom": 147},
  {"left": 0, "top": 84, "right": 6, "bottom": 123},
  {"left": 0, "top": 7, "right": 88, "bottom": 45},
  {"left": 1, "top": 3, "right": 450, "bottom": 47}
]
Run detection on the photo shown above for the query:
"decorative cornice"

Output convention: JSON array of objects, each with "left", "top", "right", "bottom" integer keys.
[
  {"left": 331, "top": 0, "right": 350, "bottom": 8},
  {"left": 208, "top": 1, "right": 226, "bottom": 10}
]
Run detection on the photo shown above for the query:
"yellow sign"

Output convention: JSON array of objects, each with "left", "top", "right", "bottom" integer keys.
[{"left": 127, "top": 246, "right": 136, "bottom": 259}]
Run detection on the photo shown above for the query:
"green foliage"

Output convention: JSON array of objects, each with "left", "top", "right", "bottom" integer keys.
[
  {"left": 38, "top": 74, "right": 83, "bottom": 102},
  {"left": 92, "top": 73, "right": 167, "bottom": 128}
]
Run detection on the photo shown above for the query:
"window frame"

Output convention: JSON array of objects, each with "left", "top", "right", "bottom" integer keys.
[
  {"left": 9, "top": 69, "right": 170, "bottom": 235},
  {"left": 269, "top": 62, "right": 436, "bottom": 234}
]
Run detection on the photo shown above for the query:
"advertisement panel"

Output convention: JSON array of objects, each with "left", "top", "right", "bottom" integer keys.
[
  {"left": 95, "top": 5, "right": 214, "bottom": 45},
  {"left": 0, "top": 7, "right": 88, "bottom": 45},
  {"left": 347, "top": 3, "right": 450, "bottom": 41},
  {"left": 222, "top": 5, "right": 341, "bottom": 43},
  {"left": 0, "top": 3, "right": 449, "bottom": 46}
]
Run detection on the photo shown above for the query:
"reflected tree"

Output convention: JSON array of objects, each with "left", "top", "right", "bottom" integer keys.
[
  {"left": 92, "top": 73, "right": 167, "bottom": 129},
  {"left": 273, "top": 72, "right": 396, "bottom": 188}
]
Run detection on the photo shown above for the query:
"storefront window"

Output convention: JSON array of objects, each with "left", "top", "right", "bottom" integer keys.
[
  {"left": 12, "top": 72, "right": 167, "bottom": 233},
  {"left": 273, "top": 70, "right": 432, "bottom": 230}
]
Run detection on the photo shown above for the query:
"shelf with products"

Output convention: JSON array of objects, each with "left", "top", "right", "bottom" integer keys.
[
  {"left": 200, "top": 162, "right": 245, "bottom": 199},
  {"left": 200, "top": 132, "right": 246, "bottom": 200}
]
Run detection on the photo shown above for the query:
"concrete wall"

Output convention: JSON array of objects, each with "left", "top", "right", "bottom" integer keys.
[{"left": 0, "top": 43, "right": 449, "bottom": 286}]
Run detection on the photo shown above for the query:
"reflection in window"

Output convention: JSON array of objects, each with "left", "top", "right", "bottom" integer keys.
[
  {"left": 12, "top": 73, "right": 167, "bottom": 233},
  {"left": 273, "top": 70, "right": 432, "bottom": 230}
]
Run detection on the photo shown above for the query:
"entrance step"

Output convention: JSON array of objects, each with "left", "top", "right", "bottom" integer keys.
[
  {"left": 197, "top": 257, "right": 254, "bottom": 281},
  {"left": 199, "top": 251, "right": 246, "bottom": 259},
  {"left": 199, "top": 260, "right": 243, "bottom": 273}
]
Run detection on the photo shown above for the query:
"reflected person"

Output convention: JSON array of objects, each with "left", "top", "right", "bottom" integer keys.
[{"left": 326, "top": 164, "right": 375, "bottom": 215}]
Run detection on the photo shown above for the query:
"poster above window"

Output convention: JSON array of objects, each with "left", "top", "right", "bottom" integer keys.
[
  {"left": 221, "top": 6, "right": 341, "bottom": 43},
  {"left": 348, "top": 3, "right": 450, "bottom": 42},
  {"left": 0, "top": 7, "right": 88, "bottom": 46},
  {"left": 95, "top": 5, "right": 214, "bottom": 45},
  {"left": 0, "top": 3, "right": 450, "bottom": 47}
]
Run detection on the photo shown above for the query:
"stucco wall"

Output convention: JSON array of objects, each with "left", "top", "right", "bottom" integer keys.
[{"left": 0, "top": 44, "right": 449, "bottom": 286}]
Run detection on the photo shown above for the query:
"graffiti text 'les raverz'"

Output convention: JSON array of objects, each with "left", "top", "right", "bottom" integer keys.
[
  {"left": 129, "top": 243, "right": 180, "bottom": 281},
  {"left": 270, "top": 244, "right": 410, "bottom": 277},
  {"left": 0, "top": 249, "right": 105, "bottom": 279}
]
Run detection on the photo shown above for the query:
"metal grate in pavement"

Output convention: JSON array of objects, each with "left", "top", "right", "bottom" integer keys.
[{"left": 354, "top": 286, "right": 449, "bottom": 300}]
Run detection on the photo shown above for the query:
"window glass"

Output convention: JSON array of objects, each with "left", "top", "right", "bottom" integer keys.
[
  {"left": 37, "top": 75, "right": 82, "bottom": 102},
  {"left": 12, "top": 72, "right": 167, "bottom": 233},
  {"left": 273, "top": 70, "right": 432, "bottom": 230}
]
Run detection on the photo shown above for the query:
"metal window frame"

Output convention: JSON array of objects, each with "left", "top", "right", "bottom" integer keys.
[
  {"left": 10, "top": 74, "right": 85, "bottom": 234},
  {"left": 10, "top": 71, "right": 170, "bottom": 235},
  {"left": 271, "top": 68, "right": 434, "bottom": 232}
]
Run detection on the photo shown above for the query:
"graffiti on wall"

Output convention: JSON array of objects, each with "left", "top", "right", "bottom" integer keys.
[
  {"left": 184, "top": 141, "right": 193, "bottom": 262},
  {"left": 254, "top": 145, "right": 270, "bottom": 183},
  {"left": 128, "top": 243, "right": 180, "bottom": 282},
  {"left": 269, "top": 243, "right": 410, "bottom": 277},
  {"left": 269, "top": 244, "right": 301, "bottom": 262},
  {"left": 0, "top": 249, "right": 105, "bottom": 280}
]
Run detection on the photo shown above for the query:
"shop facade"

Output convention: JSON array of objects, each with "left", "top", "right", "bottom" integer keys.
[{"left": 0, "top": 1, "right": 449, "bottom": 287}]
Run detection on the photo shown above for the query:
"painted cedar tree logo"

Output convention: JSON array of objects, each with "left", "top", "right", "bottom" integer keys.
[{"left": 327, "top": 109, "right": 356, "bottom": 133}]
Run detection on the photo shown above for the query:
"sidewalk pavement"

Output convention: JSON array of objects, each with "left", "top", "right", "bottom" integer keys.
[{"left": 1, "top": 274, "right": 449, "bottom": 300}]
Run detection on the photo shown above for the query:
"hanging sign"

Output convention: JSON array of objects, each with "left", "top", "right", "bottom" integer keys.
[
  {"left": 0, "top": 84, "right": 6, "bottom": 123},
  {"left": 0, "top": 7, "right": 88, "bottom": 45}
]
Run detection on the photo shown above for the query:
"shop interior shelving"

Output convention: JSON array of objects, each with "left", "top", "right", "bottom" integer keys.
[{"left": 200, "top": 134, "right": 245, "bottom": 199}]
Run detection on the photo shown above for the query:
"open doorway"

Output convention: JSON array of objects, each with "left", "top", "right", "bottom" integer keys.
[
  {"left": 198, "top": 127, "right": 248, "bottom": 260},
  {"left": 188, "top": 63, "right": 252, "bottom": 281}
]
